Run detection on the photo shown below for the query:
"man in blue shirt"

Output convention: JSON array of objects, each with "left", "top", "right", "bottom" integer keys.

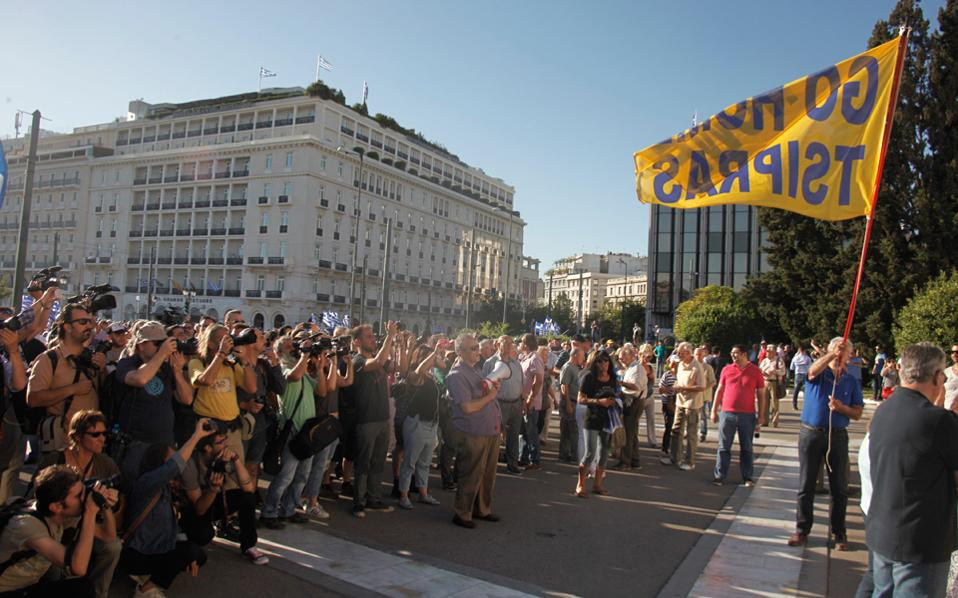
[
  {"left": 872, "top": 345, "right": 887, "bottom": 401},
  {"left": 787, "top": 337, "right": 864, "bottom": 550}
]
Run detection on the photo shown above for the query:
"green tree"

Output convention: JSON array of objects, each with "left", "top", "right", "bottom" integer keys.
[
  {"left": 674, "top": 286, "right": 759, "bottom": 351},
  {"left": 744, "top": 0, "right": 931, "bottom": 351},
  {"left": 893, "top": 270, "right": 958, "bottom": 349},
  {"left": 594, "top": 300, "right": 645, "bottom": 343}
]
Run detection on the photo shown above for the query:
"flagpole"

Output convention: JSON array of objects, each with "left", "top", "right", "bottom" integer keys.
[
  {"left": 824, "top": 28, "right": 908, "bottom": 598},
  {"left": 840, "top": 28, "right": 910, "bottom": 343}
]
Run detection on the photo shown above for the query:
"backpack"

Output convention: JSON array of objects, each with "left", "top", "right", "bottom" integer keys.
[
  {"left": 12, "top": 350, "right": 65, "bottom": 436},
  {"left": 0, "top": 498, "right": 49, "bottom": 576}
]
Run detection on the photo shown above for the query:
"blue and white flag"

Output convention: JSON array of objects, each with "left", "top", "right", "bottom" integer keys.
[
  {"left": 20, "top": 295, "right": 33, "bottom": 311},
  {"left": 48, "top": 301, "right": 60, "bottom": 326},
  {"left": 533, "top": 321, "right": 543, "bottom": 335},
  {"left": 0, "top": 141, "right": 7, "bottom": 211},
  {"left": 309, "top": 313, "right": 319, "bottom": 325},
  {"left": 207, "top": 280, "right": 221, "bottom": 293},
  {"left": 321, "top": 311, "right": 340, "bottom": 332},
  {"left": 341, "top": 314, "right": 352, "bottom": 328}
]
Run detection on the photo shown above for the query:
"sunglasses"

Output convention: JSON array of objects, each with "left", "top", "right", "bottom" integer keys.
[
  {"left": 68, "top": 318, "right": 93, "bottom": 325},
  {"left": 85, "top": 430, "right": 107, "bottom": 438}
]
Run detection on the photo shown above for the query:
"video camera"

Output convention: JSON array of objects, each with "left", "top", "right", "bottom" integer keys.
[
  {"left": 66, "top": 284, "right": 118, "bottom": 313},
  {"left": 292, "top": 334, "right": 326, "bottom": 358},
  {"left": 27, "top": 266, "right": 65, "bottom": 293}
]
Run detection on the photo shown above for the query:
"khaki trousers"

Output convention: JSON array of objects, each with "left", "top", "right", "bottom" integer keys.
[
  {"left": 454, "top": 434, "right": 499, "bottom": 521},
  {"left": 669, "top": 406, "right": 699, "bottom": 466}
]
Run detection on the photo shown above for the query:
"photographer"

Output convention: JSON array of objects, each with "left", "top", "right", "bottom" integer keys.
[
  {"left": 177, "top": 420, "right": 266, "bottom": 566},
  {"left": 186, "top": 324, "right": 256, "bottom": 485},
  {"left": 0, "top": 316, "right": 28, "bottom": 499},
  {"left": 260, "top": 335, "right": 328, "bottom": 527},
  {"left": 103, "top": 324, "right": 129, "bottom": 371},
  {"left": 346, "top": 322, "right": 397, "bottom": 518},
  {"left": 114, "top": 322, "right": 194, "bottom": 486},
  {"left": 0, "top": 465, "right": 116, "bottom": 597},
  {"left": 33, "top": 411, "right": 122, "bottom": 598},
  {"left": 27, "top": 304, "right": 105, "bottom": 454},
  {"left": 234, "top": 326, "right": 284, "bottom": 496},
  {"left": 121, "top": 418, "right": 215, "bottom": 598}
]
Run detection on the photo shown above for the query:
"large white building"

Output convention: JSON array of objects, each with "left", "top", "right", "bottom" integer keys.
[{"left": 1, "top": 86, "right": 531, "bottom": 334}]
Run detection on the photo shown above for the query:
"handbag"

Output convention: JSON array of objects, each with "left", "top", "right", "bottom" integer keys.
[
  {"left": 289, "top": 415, "right": 343, "bottom": 460},
  {"left": 262, "top": 382, "right": 306, "bottom": 475}
]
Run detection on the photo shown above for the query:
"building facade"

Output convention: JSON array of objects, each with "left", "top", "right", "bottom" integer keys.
[
  {"left": 1, "top": 87, "right": 529, "bottom": 335},
  {"left": 645, "top": 203, "right": 768, "bottom": 334},
  {"left": 542, "top": 253, "right": 647, "bottom": 330}
]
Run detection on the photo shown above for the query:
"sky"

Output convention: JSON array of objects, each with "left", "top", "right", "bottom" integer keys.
[{"left": 2, "top": 0, "right": 947, "bottom": 273}]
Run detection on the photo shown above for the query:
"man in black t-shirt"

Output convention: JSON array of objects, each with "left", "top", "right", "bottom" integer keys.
[
  {"left": 343, "top": 322, "right": 397, "bottom": 518},
  {"left": 114, "top": 322, "right": 193, "bottom": 484}
]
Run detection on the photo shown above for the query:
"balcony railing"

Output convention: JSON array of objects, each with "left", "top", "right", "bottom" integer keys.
[
  {"left": 232, "top": 170, "right": 249, "bottom": 178},
  {"left": 192, "top": 228, "right": 208, "bottom": 235},
  {"left": 210, "top": 228, "right": 226, "bottom": 235},
  {"left": 190, "top": 257, "right": 206, "bottom": 265},
  {"left": 211, "top": 199, "right": 228, "bottom": 207},
  {"left": 224, "top": 289, "right": 241, "bottom": 297},
  {"left": 228, "top": 227, "right": 244, "bottom": 235},
  {"left": 158, "top": 257, "right": 173, "bottom": 265},
  {"left": 146, "top": 203, "right": 160, "bottom": 211},
  {"left": 278, "top": 195, "right": 289, "bottom": 203},
  {"left": 268, "top": 257, "right": 285, "bottom": 265},
  {"left": 214, "top": 171, "right": 230, "bottom": 180},
  {"left": 208, "top": 257, "right": 224, "bottom": 265},
  {"left": 159, "top": 229, "right": 174, "bottom": 237},
  {"left": 130, "top": 230, "right": 142, "bottom": 237},
  {"left": 173, "top": 257, "right": 188, "bottom": 265},
  {"left": 230, "top": 198, "right": 247, "bottom": 206},
  {"left": 133, "top": 178, "right": 146, "bottom": 185},
  {"left": 247, "top": 257, "right": 264, "bottom": 265},
  {"left": 226, "top": 257, "right": 243, "bottom": 265},
  {"left": 265, "top": 290, "right": 282, "bottom": 299},
  {"left": 245, "top": 290, "right": 262, "bottom": 297},
  {"left": 295, "top": 115, "right": 315, "bottom": 124},
  {"left": 176, "top": 229, "right": 191, "bottom": 236},
  {"left": 274, "top": 118, "right": 292, "bottom": 127},
  {"left": 194, "top": 200, "right": 210, "bottom": 208}
]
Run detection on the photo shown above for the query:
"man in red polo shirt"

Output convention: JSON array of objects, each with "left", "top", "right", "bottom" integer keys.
[{"left": 710, "top": 345, "right": 766, "bottom": 486}]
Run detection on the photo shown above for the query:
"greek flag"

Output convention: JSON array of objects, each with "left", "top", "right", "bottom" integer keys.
[
  {"left": 534, "top": 321, "right": 544, "bottom": 335},
  {"left": 259, "top": 67, "right": 276, "bottom": 78},
  {"left": 309, "top": 313, "right": 319, "bottom": 325},
  {"left": 362, "top": 81, "right": 368, "bottom": 104},
  {"left": 20, "top": 295, "right": 33, "bottom": 311},
  {"left": 318, "top": 56, "right": 333, "bottom": 71},
  {"left": 207, "top": 280, "right": 221, "bottom": 293},
  {"left": 0, "top": 141, "right": 7, "bottom": 211},
  {"left": 321, "top": 311, "right": 340, "bottom": 332},
  {"left": 341, "top": 314, "right": 352, "bottom": 328},
  {"left": 48, "top": 301, "right": 60, "bottom": 326}
]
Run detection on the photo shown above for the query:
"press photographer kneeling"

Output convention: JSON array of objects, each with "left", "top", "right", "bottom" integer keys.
[
  {"left": 176, "top": 419, "right": 267, "bottom": 565},
  {"left": 0, "top": 466, "right": 117, "bottom": 598}
]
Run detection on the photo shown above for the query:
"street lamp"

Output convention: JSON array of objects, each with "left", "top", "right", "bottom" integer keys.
[
  {"left": 338, "top": 145, "right": 366, "bottom": 322},
  {"left": 182, "top": 288, "right": 197, "bottom": 323},
  {"left": 617, "top": 258, "right": 629, "bottom": 343}
]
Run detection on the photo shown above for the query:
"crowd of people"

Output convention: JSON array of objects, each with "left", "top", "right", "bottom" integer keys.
[{"left": 2, "top": 275, "right": 958, "bottom": 597}]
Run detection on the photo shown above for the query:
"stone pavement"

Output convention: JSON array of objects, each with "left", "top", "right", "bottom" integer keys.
[{"left": 660, "top": 398, "right": 874, "bottom": 597}]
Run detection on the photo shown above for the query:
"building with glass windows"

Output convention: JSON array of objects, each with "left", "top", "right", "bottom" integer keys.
[
  {"left": 0, "top": 86, "right": 529, "bottom": 335},
  {"left": 645, "top": 203, "right": 769, "bottom": 335}
]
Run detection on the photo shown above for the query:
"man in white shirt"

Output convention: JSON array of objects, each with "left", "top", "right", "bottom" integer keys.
[
  {"left": 617, "top": 345, "right": 647, "bottom": 469},
  {"left": 789, "top": 346, "right": 813, "bottom": 410}
]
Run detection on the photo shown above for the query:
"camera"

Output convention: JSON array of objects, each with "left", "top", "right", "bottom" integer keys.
[
  {"left": 27, "top": 266, "right": 65, "bottom": 292},
  {"left": 230, "top": 328, "right": 257, "bottom": 348},
  {"left": 208, "top": 458, "right": 235, "bottom": 475},
  {"left": 0, "top": 314, "right": 23, "bottom": 332},
  {"left": 74, "top": 339, "right": 113, "bottom": 371},
  {"left": 176, "top": 338, "right": 198, "bottom": 356},
  {"left": 66, "top": 284, "right": 118, "bottom": 313},
  {"left": 332, "top": 335, "right": 352, "bottom": 357},
  {"left": 202, "top": 419, "right": 228, "bottom": 434},
  {"left": 292, "top": 339, "right": 325, "bottom": 358}
]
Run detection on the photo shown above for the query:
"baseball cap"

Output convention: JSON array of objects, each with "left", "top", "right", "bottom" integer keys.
[
  {"left": 108, "top": 322, "right": 129, "bottom": 334},
  {"left": 133, "top": 322, "right": 167, "bottom": 345}
]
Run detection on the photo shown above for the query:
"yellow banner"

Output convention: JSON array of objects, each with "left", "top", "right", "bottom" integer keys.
[{"left": 634, "top": 37, "right": 902, "bottom": 221}]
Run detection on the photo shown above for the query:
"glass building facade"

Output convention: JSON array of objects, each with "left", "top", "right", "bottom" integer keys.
[{"left": 646, "top": 203, "right": 769, "bottom": 332}]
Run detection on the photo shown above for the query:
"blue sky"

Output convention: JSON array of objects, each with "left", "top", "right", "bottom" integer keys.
[{"left": 2, "top": 0, "right": 946, "bottom": 273}]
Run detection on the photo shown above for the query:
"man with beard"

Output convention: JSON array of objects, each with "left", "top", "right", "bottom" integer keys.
[{"left": 27, "top": 304, "right": 106, "bottom": 453}]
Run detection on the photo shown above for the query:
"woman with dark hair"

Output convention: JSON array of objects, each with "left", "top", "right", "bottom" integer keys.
[
  {"left": 397, "top": 340, "right": 450, "bottom": 509},
  {"left": 121, "top": 418, "right": 216, "bottom": 597},
  {"left": 575, "top": 351, "right": 619, "bottom": 498}
]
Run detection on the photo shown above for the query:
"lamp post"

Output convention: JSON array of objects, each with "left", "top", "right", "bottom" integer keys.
[
  {"left": 182, "top": 288, "right": 196, "bottom": 323},
  {"left": 617, "top": 258, "right": 629, "bottom": 344},
  {"left": 338, "top": 146, "right": 366, "bottom": 322}
]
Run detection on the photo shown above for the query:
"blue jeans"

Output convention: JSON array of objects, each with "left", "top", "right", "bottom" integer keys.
[
  {"left": 580, "top": 428, "right": 610, "bottom": 469},
  {"left": 519, "top": 408, "right": 542, "bottom": 465},
  {"left": 262, "top": 442, "right": 313, "bottom": 518},
  {"left": 399, "top": 415, "right": 438, "bottom": 492},
  {"left": 699, "top": 401, "right": 711, "bottom": 437},
  {"left": 792, "top": 373, "right": 807, "bottom": 407},
  {"left": 714, "top": 411, "right": 755, "bottom": 482},
  {"left": 871, "top": 551, "right": 949, "bottom": 597},
  {"left": 303, "top": 438, "right": 340, "bottom": 499}
]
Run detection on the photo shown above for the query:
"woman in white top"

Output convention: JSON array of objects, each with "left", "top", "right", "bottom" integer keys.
[{"left": 941, "top": 343, "right": 958, "bottom": 413}]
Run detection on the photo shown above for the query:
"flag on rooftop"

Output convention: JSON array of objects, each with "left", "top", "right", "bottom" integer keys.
[
  {"left": 318, "top": 56, "right": 333, "bottom": 71},
  {"left": 259, "top": 67, "right": 276, "bottom": 78}
]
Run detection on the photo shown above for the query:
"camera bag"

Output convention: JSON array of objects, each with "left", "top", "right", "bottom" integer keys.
[
  {"left": 262, "top": 382, "right": 306, "bottom": 475},
  {"left": 289, "top": 414, "right": 343, "bottom": 460}
]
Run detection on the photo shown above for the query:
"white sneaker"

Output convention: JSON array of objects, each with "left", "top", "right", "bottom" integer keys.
[
  {"left": 679, "top": 463, "right": 694, "bottom": 471},
  {"left": 659, "top": 456, "right": 674, "bottom": 466},
  {"left": 306, "top": 504, "right": 330, "bottom": 520},
  {"left": 419, "top": 494, "right": 440, "bottom": 506},
  {"left": 134, "top": 584, "right": 167, "bottom": 598},
  {"left": 244, "top": 547, "right": 270, "bottom": 565},
  {"left": 398, "top": 496, "right": 413, "bottom": 510}
]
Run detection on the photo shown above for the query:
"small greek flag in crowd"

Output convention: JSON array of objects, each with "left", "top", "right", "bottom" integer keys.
[
  {"left": 321, "top": 311, "right": 340, "bottom": 332},
  {"left": 0, "top": 141, "right": 7, "bottom": 211},
  {"left": 48, "top": 301, "right": 60, "bottom": 326},
  {"left": 20, "top": 295, "right": 33, "bottom": 311},
  {"left": 341, "top": 314, "right": 352, "bottom": 328}
]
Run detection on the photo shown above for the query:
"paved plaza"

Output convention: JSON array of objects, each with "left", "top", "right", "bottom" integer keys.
[{"left": 105, "top": 393, "right": 874, "bottom": 598}]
